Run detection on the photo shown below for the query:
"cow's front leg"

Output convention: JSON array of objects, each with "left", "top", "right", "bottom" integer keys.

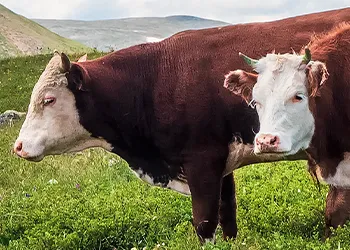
[
  {"left": 185, "top": 154, "right": 226, "bottom": 243},
  {"left": 306, "top": 154, "right": 350, "bottom": 238},
  {"left": 219, "top": 172, "right": 238, "bottom": 239},
  {"left": 324, "top": 185, "right": 350, "bottom": 239}
]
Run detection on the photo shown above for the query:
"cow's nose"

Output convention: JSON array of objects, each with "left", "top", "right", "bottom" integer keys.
[
  {"left": 255, "top": 134, "right": 280, "bottom": 152},
  {"left": 14, "top": 141, "right": 23, "bottom": 155}
]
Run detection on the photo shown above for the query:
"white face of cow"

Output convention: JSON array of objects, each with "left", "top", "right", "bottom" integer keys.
[
  {"left": 14, "top": 52, "right": 112, "bottom": 161},
  {"left": 251, "top": 53, "right": 316, "bottom": 155}
]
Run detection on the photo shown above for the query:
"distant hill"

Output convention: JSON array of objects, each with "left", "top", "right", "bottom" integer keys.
[
  {"left": 35, "top": 15, "right": 230, "bottom": 52},
  {"left": 0, "top": 4, "right": 92, "bottom": 59}
]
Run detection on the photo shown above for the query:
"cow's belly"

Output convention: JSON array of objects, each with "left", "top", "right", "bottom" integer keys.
[
  {"left": 128, "top": 140, "right": 286, "bottom": 195},
  {"left": 117, "top": 148, "right": 191, "bottom": 195},
  {"left": 322, "top": 152, "right": 350, "bottom": 187},
  {"left": 131, "top": 167, "right": 190, "bottom": 195}
]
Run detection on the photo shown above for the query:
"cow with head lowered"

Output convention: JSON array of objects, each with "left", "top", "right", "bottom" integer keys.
[
  {"left": 225, "top": 22, "right": 350, "bottom": 237},
  {"left": 14, "top": 9, "right": 350, "bottom": 242}
]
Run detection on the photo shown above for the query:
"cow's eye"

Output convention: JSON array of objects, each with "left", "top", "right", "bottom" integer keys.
[
  {"left": 43, "top": 97, "right": 56, "bottom": 106},
  {"left": 292, "top": 94, "right": 304, "bottom": 103}
]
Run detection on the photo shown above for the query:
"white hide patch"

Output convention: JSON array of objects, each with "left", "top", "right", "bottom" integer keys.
[
  {"left": 225, "top": 140, "right": 307, "bottom": 173},
  {"left": 133, "top": 169, "right": 191, "bottom": 195},
  {"left": 68, "top": 137, "right": 113, "bottom": 153},
  {"left": 224, "top": 139, "right": 288, "bottom": 174},
  {"left": 199, "top": 223, "right": 216, "bottom": 244},
  {"left": 224, "top": 140, "right": 253, "bottom": 175},
  {"left": 167, "top": 179, "right": 191, "bottom": 195},
  {"left": 324, "top": 152, "right": 350, "bottom": 187},
  {"left": 134, "top": 169, "right": 158, "bottom": 185},
  {"left": 204, "top": 236, "right": 215, "bottom": 244}
]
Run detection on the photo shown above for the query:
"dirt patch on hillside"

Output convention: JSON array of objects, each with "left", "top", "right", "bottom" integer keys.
[{"left": 1, "top": 26, "right": 44, "bottom": 55}]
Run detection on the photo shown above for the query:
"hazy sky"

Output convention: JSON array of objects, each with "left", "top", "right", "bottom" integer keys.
[{"left": 1, "top": 0, "right": 349, "bottom": 23}]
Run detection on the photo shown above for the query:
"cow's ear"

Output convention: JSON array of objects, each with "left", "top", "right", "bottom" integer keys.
[
  {"left": 224, "top": 70, "right": 257, "bottom": 103},
  {"left": 60, "top": 52, "right": 71, "bottom": 73},
  {"left": 306, "top": 61, "right": 329, "bottom": 97},
  {"left": 67, "top": 64, "right": 90, "bottom": 92},
  {"left": 77, "top": 54, "right": 88, "bottom": 62}
]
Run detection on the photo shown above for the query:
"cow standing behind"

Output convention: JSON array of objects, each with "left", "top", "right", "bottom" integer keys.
[
  {"left": 14, "top": 9, "right": 350, "bottom": 242},
  {"left": 225, "top": 22, "right": 350, "bottom": 237}
]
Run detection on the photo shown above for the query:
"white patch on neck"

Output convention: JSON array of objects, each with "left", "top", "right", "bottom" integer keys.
[
  {"left": 324, "top": 152, "right": 350, "bottom": 187},
  {"left": 167, "top": 179, "right": 190, "bottom": 195},
  {"left": 225, "top": 140, "right": 307, "bottom": 173},
  {"left": 68, "top": 137, "right": 113, "bottom": 153},
  {"left": 224, "top": 140, "right": 254, "bottom": 175}
]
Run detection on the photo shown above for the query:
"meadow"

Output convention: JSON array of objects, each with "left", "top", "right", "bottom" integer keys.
[{"left": 0, "top": 53, "right": 350, "bottom": 250}]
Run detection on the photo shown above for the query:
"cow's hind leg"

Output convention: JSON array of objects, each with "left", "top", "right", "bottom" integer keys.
[
  {"left": 219, "top": 172, "right": 238, "bottom": 239},
  {"left": 186, "top": 154, "right": 226, "bottom": 243},
  {"left": 324, "top": 185, "right": 350, "bottom": 239}
]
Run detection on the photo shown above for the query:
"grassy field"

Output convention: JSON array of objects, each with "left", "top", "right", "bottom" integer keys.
[{"left": 1, "top": 53, "right": 350, "bottom": 250}]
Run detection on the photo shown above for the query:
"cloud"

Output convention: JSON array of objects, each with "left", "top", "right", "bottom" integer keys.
[
  {"left": 1, "top": 0, "right": 85, "bottom": 19},
  {"left": 1, "top": 0, "right": 349, "bottom": 23}
]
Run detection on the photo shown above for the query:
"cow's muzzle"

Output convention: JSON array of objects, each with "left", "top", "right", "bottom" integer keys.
[
  {"left": 13, "top": 141, "right": 43, "bottom": 162},
  {"left": 254, "top": 133, "right": 281, "bottom": 154}
]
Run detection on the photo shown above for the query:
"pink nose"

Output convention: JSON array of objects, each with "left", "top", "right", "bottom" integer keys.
[
  {"left": 255, "top": 134, "right": 280, "bottom": 153},
  {"left": 14, "top": 141, "right": 24, "bottom": 156}
]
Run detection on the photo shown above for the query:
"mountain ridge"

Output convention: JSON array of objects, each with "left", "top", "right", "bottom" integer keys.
[{"left": 34, "top": 15, "right": 229, "bottom": 52}]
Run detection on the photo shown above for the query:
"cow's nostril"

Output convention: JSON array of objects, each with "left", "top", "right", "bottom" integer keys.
[
  {"left": 270, "top": 136, "right": 277, "bottom": 145},
  {"left": 15, "top": 142, "right": 23, "bottom": 152},
  {"left": 256, "top": 138, "right": 261, "bottom": 145}
]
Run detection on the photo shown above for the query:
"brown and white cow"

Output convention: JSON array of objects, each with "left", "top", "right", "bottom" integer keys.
[
  {"left": 225, "top": 22, "right": 350, "bottom": 237},
  {"left": 13, "top": 9, "right": 350, "bottom": 242}
]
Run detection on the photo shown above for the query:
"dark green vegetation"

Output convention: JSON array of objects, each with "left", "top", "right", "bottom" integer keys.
[
  {"left": 1, "top": 54, "right": 350, "bottom": 249},
  {"left": 0, "top": 4, "right": 92, "bottom": 59}
]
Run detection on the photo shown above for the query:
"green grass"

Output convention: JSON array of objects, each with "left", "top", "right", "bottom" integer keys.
[
  {"left": 1, "top": 54, "right": 350, "bottom": 249},
  {"left": 0, "top": 33, "right": 19, "bottom": 58}
]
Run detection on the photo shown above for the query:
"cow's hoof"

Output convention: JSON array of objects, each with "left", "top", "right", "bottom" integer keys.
[
  {"left": 221, "top": 220, "right": 238, "bottom": 240},
  {"left": 323, "top": 226, "right": 333, "bottom": 241},
  {"left": 196, "top": 220, "right": 217, "bottom": 244},
  {"left": 222, "top": 229, "right": 237, "bottom": 240}
]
